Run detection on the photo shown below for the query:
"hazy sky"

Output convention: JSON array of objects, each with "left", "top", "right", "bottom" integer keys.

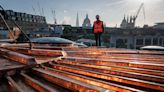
[{"left": 1, "top": 0, "right": 164, "bottom": 27}]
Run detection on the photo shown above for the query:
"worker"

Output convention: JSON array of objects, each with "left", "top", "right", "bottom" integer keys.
[{"left": 93, "top": 15, "right": 104, "bottom": 46}]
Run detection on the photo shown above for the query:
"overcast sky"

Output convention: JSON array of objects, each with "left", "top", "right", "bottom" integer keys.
[{"left": 1, "top": 0, "right": 164, "bottom": 27}]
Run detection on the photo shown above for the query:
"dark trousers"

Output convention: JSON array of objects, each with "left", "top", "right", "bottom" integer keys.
[{"left": 94, "top": 33, "right": 102, "bottom": 46}]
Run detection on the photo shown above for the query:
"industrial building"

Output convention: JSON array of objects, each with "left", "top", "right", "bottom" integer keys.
[
  {"left": 108, "top": 28, "right": 164, "bottom": 49},
  {"left": 154, "top": 22, "right": 164, "bottom": 29},
  {"left": 0, "top": 10, "right": 47, "bottom": 32}
]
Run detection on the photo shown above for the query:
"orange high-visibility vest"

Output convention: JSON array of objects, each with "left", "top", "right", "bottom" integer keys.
[{"left": 93, "top": 21, "right": 103, "bottom": 33}]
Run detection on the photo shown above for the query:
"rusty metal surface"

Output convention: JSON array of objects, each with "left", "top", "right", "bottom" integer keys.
[
  {"left": 1, "top": 47, "right": 63, "bottom": 65},
  {"left": 42, "top": 66, "right": 143, "bottom": 92},
  {"left": 20, "top": 72, "right": 60, "bottom": 92},
  {"left": 62, "top": 57, "right": 164, "bottom": 71},
  {"left": 0, "top": 57, "right": 24, "bottom": 72},
  {"left": 52, "top": 62, "right": 164, "bottom": 83},
  {"left": 3, "top": 47, "right": 63, "bottom": 57},
  {"left": 64, "top": 47, "right": 164, "bottom": 55},
  {"left": 57, "top": 61, "right": 164, "bottom": 77},
  {"left": 68, "top": 54, "right": 164, "bottom": 63},
  {"left": 32, "top": 68, "right": 111, "bottom": 92},
  {"left": 7, "top": 76, "right": 24, "bottom": 92},
  {"left": 0, "top": 44, "right": 164, "bottom": 92},
  {"left": 46, "top": 63, "right": 164, "bottom": 91},
  {"left": 0, "top": 48, "right": 37, "bottom": 65}
]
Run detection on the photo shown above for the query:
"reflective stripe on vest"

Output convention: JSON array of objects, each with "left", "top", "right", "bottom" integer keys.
[{"left": 94, "top": 21, "right": 103, "bottom": 33}]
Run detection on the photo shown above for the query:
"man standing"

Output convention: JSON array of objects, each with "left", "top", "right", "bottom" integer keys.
[{"left": 93, "top": 15, "right": 104, "bottom": 46}]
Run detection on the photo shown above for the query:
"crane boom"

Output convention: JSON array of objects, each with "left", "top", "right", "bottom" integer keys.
[
  {"left": 142, "top": 5, "right": 146, "bottom": 22},
  {"left": 135, "top": 3, "right": 144, "bottom": 19},
  {"left": 51, "top": 9, "right": 57, "bottom": 24},
  {"left": 133, "top": 3, "right": 146, "bottom": 27}
]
